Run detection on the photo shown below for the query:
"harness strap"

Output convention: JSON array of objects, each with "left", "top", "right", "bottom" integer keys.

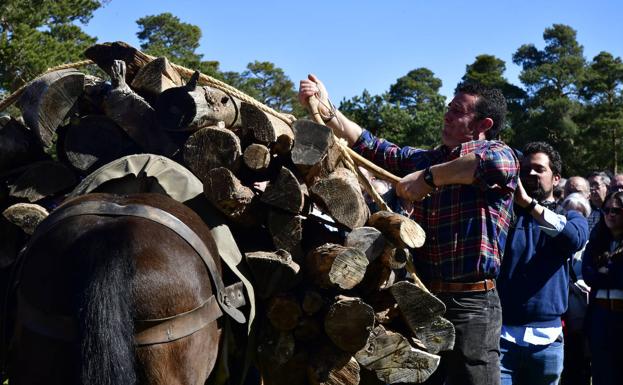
[{"left": 31, "top": 200, "right": 245, "bottom": 324}]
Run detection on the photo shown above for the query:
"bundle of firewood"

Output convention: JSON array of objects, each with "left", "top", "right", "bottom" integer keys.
[{"left": 0, "top": 42, "right": 454, "bottom": 384}]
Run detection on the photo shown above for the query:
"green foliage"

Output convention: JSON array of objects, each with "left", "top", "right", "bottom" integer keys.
[
  {"left": 0, "top": 0, "right": 103, "bottom": 90},
  {"left": 136, "top": 12, "right": 222, "bottom": 78},
  {"left": 341, "top": 68, "right": 444, "bottom": 149}
]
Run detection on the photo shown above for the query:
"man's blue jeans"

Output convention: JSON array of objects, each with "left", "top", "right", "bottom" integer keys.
[{"left": 499, "top": 336, "right": 564, "bottom": 385}]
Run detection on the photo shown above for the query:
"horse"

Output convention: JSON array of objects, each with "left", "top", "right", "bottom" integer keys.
[{"left": 4, "top": 192, "right": 245, "bottom": 385}]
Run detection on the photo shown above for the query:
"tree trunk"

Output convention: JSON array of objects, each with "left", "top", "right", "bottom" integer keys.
[
  {"left": 412, "top": 316, "right": 455, "bottom": 354},
  {"left": 267, "top": 293, "right": 303, "bottom": 331},
  {"left": 324, "top": 296, "right": 375, "bottom": 353},
  {"left": 367, "top": 211, "right": 426, "bottom": 249},
  {"left": 310, "top": 168, "right": 369, "bottom": 229},
  {"left": 2, "top": 203, "right": 48, "bottom": 235},
  {"left": 84, "top": 41, "right": 152, "bottom": 85},
  {"left": 240, "top": 102, "right": 294, "bottom": 152},
  {"left": 102, "top": 60, "right": 176, "bottom": 156},
  {"left": 0, "top": 117, "right": 46, "bottom": 174},
  {"left": 182, "top": 125, "right": 242, "bottom": 183},
  {"left": 8, "top": 161, "right": 77, "bottom": 202},
  {"left": 17, "top": 69, "right": 85, "bottom": 150},
  {"left": 355, "top": 325, "right": 440, "bottom": 384},
  {"left": 261, "top": 166, "right": 305, "bottom": 214},
  {"left": 345, "top": 227, "right": 387, "bottom": 262},
  {"left": 61, "top": 115, "right": 138, "bottom": 174},
  {"left": 389, "top": 281, "right": 447, "bottom": 337},
  {"left": 245, "top": 250, "right": 300, "bottom": 299},
  {"left": 243, "top": 143, "right": 271, "bottom": 171},
  {"left": 306, "top": 243, "right": 368, "bottom": 290},
  {"left": 267, "top": 210, "right": 304, "bottom": 262},
  {"left": 202, "top": 167, "right": 258, "bottom": 225},
  {"left": 309, "top": 356, "right": 360, "bottom": 385},
  {"left": 130, "top": 56, "right": 183, "bottom": 98},
  {"left": 155, "top": 73, "right": 241, "bottom": 131},
  {"left": 291, "top": 119, "right": 341, "bottom": 186}
]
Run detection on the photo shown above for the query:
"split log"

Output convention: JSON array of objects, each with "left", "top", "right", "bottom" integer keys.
[
  {"left": 62, "top": 115, "right": 138, "bottom": 174},
  {"left": 267, "top": 210, "right": 304, "bottom": 262},
  {"left": 365, "top": 289, "right": 401, "bottom": 325},
  {"left": 345, "top": 227, "right": 387, "bottom": 262},
  {"left": 245, "top": 250, "right": 300, "bottom": 299},
  {"left": 182, "top": 125, "right": 242, "bottom": 182},
  {"left": 8, "top": 161, "right": 77, "bottom": 202},
  {"left": 291, "top": 119, "right": 341, "bottom": 185},
  {"left": 261, "top": 166, "right": 305, "bottom": 214},
  {"left": 102, "top": 60, "right": 176, "bottom": 156},
  {"left": 2, "top": 203, "right": 48, "bottom": 235},
  {"left": 155, "top": 72, "right": 241, "bottom": 131},
  {"left": 257, "top": 327, "right": 297, "bottom": 367},
  {"left": 306, "top": 243, "right": 368, "bottom": 290},
  {"left": 368, "top": 211, "right": 426, "bottom": 249},
  {"left": 412, "top": 316, "right": 455, "bottom": 354},
  {"left": 310, "top": 168, "right": 369, "bottom": 229},
  {"left": 355, "top": 325, "right": 440, "bottom": 384},
  {"left": 243, "top": 143, "right": 271, "bottom": 171},
  {"left": 302, "top": 290, "right": 325, "bottom": 316},
  {"left": 130, "top": 56, "right": 183, "bottom": 97},
  {"left": 307, "top": 343, "right": 356, "bottom": 385},
  {"left": 203, "top": 167, "right": 259, "bottom": 225},
  {"left": 17, "top": 68, "right": 85, "bottom": 149},
  {"left": 0, "top": 117, "right": 46, "bottom": 173},
  {"left": 84, "top": 41, "right": 151, "bottom": 84},
  {"left": 389, "top": 281, "right": 447, "bottom": 335},
  {"left": 267, "top": 294, "right": 303, "bottom": 331},
  {"left": 240, "top": 102, "right": 293, "bottom": 152},
  {"left": 324, "top": 296, "right": 375, "bottom": 353}
]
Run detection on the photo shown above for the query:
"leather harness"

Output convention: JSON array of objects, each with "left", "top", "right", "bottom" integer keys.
[{"left": 14, "top": 200, "right": 246, "bottom": 346}]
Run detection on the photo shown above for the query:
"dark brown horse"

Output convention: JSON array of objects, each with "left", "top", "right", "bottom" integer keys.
[{"left": 6, "top": 193, "right": 244, "bottom": 385}]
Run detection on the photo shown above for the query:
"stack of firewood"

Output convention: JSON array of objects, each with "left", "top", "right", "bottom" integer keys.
[{"left": 0, "top": 42, "right": 454, "bottom": 385}]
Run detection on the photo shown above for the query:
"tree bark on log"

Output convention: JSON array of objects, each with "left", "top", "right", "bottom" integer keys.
[
  {"left": 183, "top": 125, "right": 242, "bottom": 183},
  {"left": 355, "top": 325, "right": 440, "bottom": 384},
  {"left": 130, "top": 56, "right": 183, "bottom": 98},
  {"left": 261, "top": 166, "right": 305, "bottom": 214},
  {"left": 307, "top": 343, "right": 355, "bottom": 385},
  {"left": 8, "top": 161, "right": 77, "bottom": 202},
  {"left": 102, "top": 60, "right": 176, "bottom": 156},
  {"left": 291, "top": 119, "right": 341, "bottom": 186},
  {"left": 240, "top": 102, "right": 293, "bottom": 152},
  {"left": 243, "top": 143, "right": 271, "bottom": 171},
  {"left": 324, "top": 296, "right": 375, "bottom": 353},
  {"left": 367, "top": 211, "right": 426, "bottom": 249},
  {"left": 245, "top": 250, "right": 300, "bottom": 299},
  {"left": 306, "top": 243, "right": 368, "bottom": 290},
  {"left": 17, "top": 69, "right": 85, "bottom": 150},
  {"left": 310, "top": 168, "right": 369, "bottom": 229},
  {"left": 61, "top": 115, "right": 138, "bottom": 174},
  {"left": 155, "top": 72, "right": 241, "bottom": 131}
]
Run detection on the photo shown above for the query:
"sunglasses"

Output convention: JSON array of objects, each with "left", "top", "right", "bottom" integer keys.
[{"left": 603, "top": 207, "right": 623, "bottom": 215}]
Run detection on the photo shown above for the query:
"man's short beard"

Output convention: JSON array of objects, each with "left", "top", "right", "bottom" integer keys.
[{"left": 530, "top": 186, "right": 551, "bottom": 202}]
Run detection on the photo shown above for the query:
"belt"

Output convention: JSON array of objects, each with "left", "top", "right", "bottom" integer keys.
[
  {"left": 594, "top": 298, "right": 623, "bottom": 312},
  {"left": 429, "top": 279, "right": 495, "bottom": 293}
]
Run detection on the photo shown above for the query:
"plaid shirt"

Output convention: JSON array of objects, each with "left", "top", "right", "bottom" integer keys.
[{"left": 353, "top": 129, "right": 519, "bottom": 283}]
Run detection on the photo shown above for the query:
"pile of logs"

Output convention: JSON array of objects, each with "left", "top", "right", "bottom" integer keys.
[{"left": 0, "top": 42, "right": 454, "bottom": 384}]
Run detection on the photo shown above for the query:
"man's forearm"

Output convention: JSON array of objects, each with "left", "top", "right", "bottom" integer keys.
[
  {"left": 430, "top": 153, "right": 479, "bottom": 186},
  {"left": 325, "top": 110, "right": 363, "bottom": 146}
]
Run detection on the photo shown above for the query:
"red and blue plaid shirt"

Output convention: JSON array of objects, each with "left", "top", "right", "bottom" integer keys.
[{"left": 352, "top": 129, "right": 519, "bottom": 283}]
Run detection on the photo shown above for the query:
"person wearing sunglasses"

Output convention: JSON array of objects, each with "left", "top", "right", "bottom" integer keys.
[{"left": 582, "top": 191, "right": 623, "bottom": 385}]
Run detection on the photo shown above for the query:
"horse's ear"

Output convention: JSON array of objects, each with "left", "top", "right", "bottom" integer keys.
[{"left": 2, "top": 203, "right": 49, "bottom": 235}]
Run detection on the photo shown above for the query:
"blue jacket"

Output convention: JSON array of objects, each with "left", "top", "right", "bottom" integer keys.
[{"left": 498, "top": 207, "right": 588, "bottom": 327}]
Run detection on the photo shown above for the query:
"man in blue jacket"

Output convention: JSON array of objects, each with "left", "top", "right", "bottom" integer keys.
[{"left": 498, "top": 142, "right": 588, "bottom": 385}]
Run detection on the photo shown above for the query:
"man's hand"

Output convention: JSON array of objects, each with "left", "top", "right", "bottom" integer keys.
[
  {"left": 514, "top": 177, "right": 532, "bottom": 208},
  {"left": 298, "top": 74, "right": 331, "bottom": 116},
  {"left": 396, "top": 170, "right": 434, "bottom": 202}
]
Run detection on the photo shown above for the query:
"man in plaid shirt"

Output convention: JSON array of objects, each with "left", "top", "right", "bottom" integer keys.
[{"left": 299, "top": 75, "right": 519, "bottom": 385}]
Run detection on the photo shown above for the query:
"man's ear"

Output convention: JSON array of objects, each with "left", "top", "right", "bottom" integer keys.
[
  {"left": 473, "top": 117, "right": 494, "bottom": 138},
  {"left": 553, "top": 173, "right": 561, "bottom": 187}
]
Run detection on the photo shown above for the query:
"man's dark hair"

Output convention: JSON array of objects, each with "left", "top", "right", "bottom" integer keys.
[
  {"left": 523, "top": 141, "right": 562, "bottom": 176},
  {"left": 455, "top": 82, "right": 507, "bottom": 140}
]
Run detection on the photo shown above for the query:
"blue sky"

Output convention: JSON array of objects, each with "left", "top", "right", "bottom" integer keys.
[{"left": 82, "top": 0, "right": 623, "bottom": 103}]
